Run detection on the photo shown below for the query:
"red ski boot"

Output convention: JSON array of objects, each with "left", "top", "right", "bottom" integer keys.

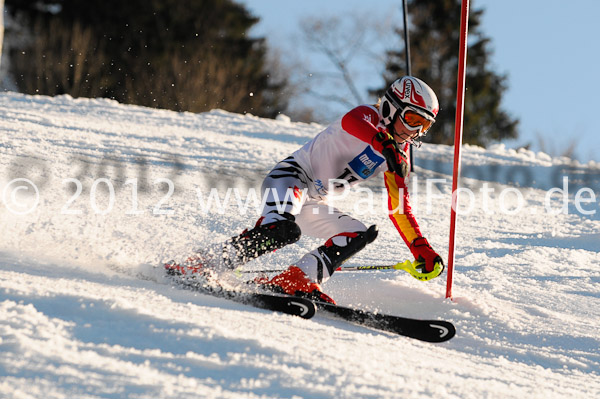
[{"left": 254, "top": 266, "right": 336, "bottom": 304}]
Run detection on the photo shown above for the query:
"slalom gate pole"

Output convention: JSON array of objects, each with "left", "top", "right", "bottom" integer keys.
[
  {"left": 402, "top": 0, "right": 412, "bottom": 77},
  {"left": 402, "top": 0, "right": 415, "bottom": 173},
  {"left": 446, "top": 0, "right": 470, "bottom": 300}
]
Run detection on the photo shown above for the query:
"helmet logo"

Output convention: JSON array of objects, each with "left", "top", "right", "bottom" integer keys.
[
  {"left": 393, "top": 78, "right": 427, "bottom": 109},
  {"left": 403, "top": 79, "right": 412, "bottom": 100}
]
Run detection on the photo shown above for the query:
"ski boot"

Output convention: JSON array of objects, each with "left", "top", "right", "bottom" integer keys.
[
  {"left": 254, "top": 265, "right": 336, "bottom": 304},
  {"left": 254, "top": 224, "right": 379, "bottom": 304}
]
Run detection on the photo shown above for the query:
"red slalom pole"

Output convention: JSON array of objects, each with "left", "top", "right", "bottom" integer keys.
[{"left": 446, "top": 0, "right": 470, "bottom": 299}]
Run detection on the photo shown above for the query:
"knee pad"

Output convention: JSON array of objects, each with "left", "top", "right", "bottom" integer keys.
[{"left": 302, "top": 225, "right": 378, "bottom": 283}]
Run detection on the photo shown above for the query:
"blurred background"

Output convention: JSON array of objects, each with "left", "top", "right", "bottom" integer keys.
[{"left": 1, "top": 0, "right": 598, "bottom": 162}]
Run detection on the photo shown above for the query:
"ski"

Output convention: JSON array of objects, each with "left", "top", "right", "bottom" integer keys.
[
  {"left": 167, "top": 273, "right": 316, "bottom": 320},
  {"left": 314, "top": 301, "right": 455, "bottom": 342},
  {"left": 164, "top": 262, "right": 454, "bottom": 341}
]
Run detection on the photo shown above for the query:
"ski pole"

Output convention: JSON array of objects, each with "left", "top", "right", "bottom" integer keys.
[
  {"left": 336, "top": 259, "right": 416, "bottom": 272},
  {"left": 235, "top": 263, "right": 404, "bottom": 274},
  {"left": 236, "top": 259, "right": 443, "bottom": 281}
]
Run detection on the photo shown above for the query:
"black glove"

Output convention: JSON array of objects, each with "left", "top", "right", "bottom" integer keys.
[{"left": 374, "top": 132, "right": 409, "bottom": 178}]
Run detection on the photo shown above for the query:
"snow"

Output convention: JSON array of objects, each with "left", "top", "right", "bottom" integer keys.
[{"left": 1, "top": 92, "right": 599, "bottom": 398}]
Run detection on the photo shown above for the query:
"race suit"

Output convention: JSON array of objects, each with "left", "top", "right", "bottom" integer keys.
[{"left": 259, "top": 104, "right": 424, "bottom": 281}]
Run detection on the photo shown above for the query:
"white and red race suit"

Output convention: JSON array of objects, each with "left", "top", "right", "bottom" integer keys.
[
  {"left": 259, "top": 105, "right": 424, "bottom": 282},
  {"left": 259, "top": 105, "right": 422, "bottom": 283}
]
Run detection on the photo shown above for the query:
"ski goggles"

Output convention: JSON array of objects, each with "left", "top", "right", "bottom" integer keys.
[{"left": 396, "top": 106, "right": 435, "bottom": 136}]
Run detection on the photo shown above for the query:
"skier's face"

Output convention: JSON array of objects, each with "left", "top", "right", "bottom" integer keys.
[{"left": 392, "top": 118, "right": 420, "bottom": 144}]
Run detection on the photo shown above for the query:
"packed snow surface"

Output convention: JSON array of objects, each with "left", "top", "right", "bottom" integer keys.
[{"left": 1, "top": 93, "right": 599, "bottom": 398}]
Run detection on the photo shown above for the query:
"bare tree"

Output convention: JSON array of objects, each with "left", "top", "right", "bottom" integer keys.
[
  {"left": 292, "top": 9, "right": 398, "bottom": 121},
  {"left": 300, "top": 15, "right": 366, "bottom": 106}
]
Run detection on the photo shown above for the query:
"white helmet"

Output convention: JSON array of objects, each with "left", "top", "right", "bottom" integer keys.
[{"left": 379, "top": 76, "right": 439, "bottom": 129}]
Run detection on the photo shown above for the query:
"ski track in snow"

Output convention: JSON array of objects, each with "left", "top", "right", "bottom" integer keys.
[{"left": 0, "top": 92, "right": 599, "bottom": 398}]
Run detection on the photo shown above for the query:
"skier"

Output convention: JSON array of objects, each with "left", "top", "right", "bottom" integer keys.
[{"left": 169, "top": 76, "right": 444, "bottom": 304}]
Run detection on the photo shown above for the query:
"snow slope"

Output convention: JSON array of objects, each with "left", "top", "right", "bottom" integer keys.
[{"left": 1, "top": 92, "right": 599, "bottom": 399}]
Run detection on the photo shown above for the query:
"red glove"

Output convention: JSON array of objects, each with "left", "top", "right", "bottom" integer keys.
[
  {"left": 409, "top": 237, "right": 444, "bottom": 273},
  {"left": 373, "top": 132, "right": 409, "bottom": 178}
]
